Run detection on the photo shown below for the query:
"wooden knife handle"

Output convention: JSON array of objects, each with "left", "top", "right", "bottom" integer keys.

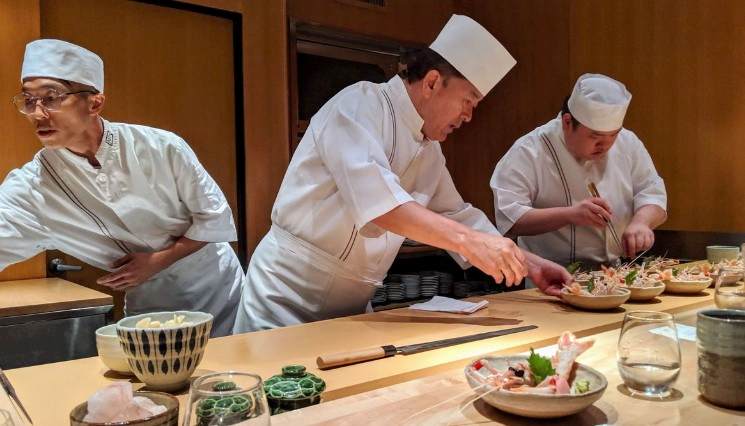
[{"left": 317, "top": 345, "right": 396, "bottom": 369}]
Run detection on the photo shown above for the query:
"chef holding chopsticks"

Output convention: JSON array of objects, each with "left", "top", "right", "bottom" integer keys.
[
  {"left": 490, "top": 73, "right": 667, "bottom": 275},
  {"left": 234, "top": 15, "right": 571, "bottom": 333}
]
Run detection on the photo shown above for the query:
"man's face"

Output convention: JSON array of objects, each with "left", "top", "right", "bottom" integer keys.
[
  {"left": 420, "top": 74, "right": 483, "bottom": 142},
  {"left": 562, "top": 113, "right": 621, "bottom": 161},
  {"left": 20, "top": 78, "right": 95, "bottom": 148}
]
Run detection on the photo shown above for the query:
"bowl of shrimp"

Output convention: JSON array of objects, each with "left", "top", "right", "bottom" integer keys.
[
  {"left": 464, "top": 332, "right": 607, "bottom": 418},
  {"left": 561, "top": 283, "right": 630, "bottom": 310}
]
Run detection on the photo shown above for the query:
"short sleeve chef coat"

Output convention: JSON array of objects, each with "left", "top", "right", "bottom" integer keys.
[
  {"left": 235, "top": 76, "right": 497, "bottom": 332},
  {"left": 0, "top": 119, "right": 243, "bottom": 337},
  {"left": 490, "top": 116, "right": 667, "bottom": 267}
]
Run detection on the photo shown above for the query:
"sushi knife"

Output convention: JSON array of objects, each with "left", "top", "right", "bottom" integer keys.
[
  {"left": 0, "top": 365, "right": 33, "bottom": 424},
  {"left": 316, "top": 325, "right": 538, "bottom": 369}
]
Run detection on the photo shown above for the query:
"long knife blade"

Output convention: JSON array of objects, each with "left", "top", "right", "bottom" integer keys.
[
  {"left": 396, "top": 325, "right": 537, "bottom": 354},
  {"left": 317, "top": 324, "right": 537, "bottom": 369},
  {"left": 0, "top": 366, "right": 33, "bottom": 424}
]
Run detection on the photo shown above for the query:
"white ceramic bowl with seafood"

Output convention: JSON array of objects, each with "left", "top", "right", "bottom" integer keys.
[
  {"left": 116, "top": 311, "right": 213, "bottom": 392},
  {"left": 561, "top": 287, "right": 630, "bottom": 310},
  {"left": 464, "top": 355, "right": 607, "bottom": 418},
  {"left": 69, "top": 391, "right": 179, "bottom": 426},
  {"left": 96, "top": 324, "right": 133, "bottom": 375},
  {"left": 625, "top": 282, "right": 666, "bottom": 301},
  {"left": 663, "top": 277, "right": 712, "bottom": 294}
]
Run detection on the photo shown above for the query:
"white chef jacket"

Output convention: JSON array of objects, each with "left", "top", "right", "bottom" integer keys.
[
  {"left": 491, "top": 116, "right": 667, "bottom": 271},
  {"left": 0, "top": 119, "right": 244, "bottom": 337},
  {"left": 234, "top": 75, "right": 498, "bottom": 333}
]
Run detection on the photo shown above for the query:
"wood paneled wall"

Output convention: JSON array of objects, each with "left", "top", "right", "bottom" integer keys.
[
  {"left": 0, "top": 0, "right": 46, "bottom": 280},
  {"left": 447, "top": 0, "right": 571, "bottom": 221},
  {"left": 569, "top": 0, "right": 745, "bottom": 232}
]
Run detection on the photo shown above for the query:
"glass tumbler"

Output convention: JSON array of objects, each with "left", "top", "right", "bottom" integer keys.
[
  {"left": 183, "top": 371, "right": 271, "bottom": 426},
  {"left": 616, "top": 311, "right": 681, "bottom": 398},
  {"left": 714, "top": 267, "right": 745, "bottom": 309}
]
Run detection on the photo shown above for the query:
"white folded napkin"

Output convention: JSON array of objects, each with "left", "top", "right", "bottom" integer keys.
[{"left": 408, "top": 296, "right": 488, "bottom": 314}]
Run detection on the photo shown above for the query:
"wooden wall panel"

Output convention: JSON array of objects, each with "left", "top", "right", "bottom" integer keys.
[
  {"left": 447, "top": 0, "right": 572, "bottom": 221},
  {"left": 0, "top": 0, "right": 47, "bottom": 280},
  {"left": 569, "top": 0, "right": 745, "bottom": 232},
  {"left": 289, "top": 0, "right": 453, "bottom": 45}
]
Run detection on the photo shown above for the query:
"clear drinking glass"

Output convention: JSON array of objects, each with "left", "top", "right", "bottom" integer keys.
[
  {"left": 714, "top": 267, "right": 745, "bottom": 309},
  {"left": 616, "top": 311, "right": 681, "bottom": 398},
  {"left": 183, "top": 371, "right": 271, "bottom": 426}
]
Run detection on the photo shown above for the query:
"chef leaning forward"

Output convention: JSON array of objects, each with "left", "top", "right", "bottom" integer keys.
[
  {"left": 234, "top": 15, "right": 573, "bottom": 333},
  {"left": 490, "top": 73, "right": 667, "bottom": 276},
  {"left": 0, "top": 39, "right": 244, "bottom": 337}
]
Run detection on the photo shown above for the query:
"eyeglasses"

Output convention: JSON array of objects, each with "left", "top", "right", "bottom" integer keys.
[{"left": 12, "top": 88, "right": 96, "bottom": 114}]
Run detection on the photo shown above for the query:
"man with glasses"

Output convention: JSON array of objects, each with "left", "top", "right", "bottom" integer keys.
[{"left": 0, "top": 39, "right": 244, "bottom": 337}]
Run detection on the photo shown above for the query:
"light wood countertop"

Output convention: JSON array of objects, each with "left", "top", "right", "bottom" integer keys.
[
  {"left": 3, "top": 284, "right": 718, "bottom": 424},
  {"left": 0, "top": 278, "right": 113, "bottom": 317},
  {"left": 273, "top": 306, "right": 741, "bottom": 425}
]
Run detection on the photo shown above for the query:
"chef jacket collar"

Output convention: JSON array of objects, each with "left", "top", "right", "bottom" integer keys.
[
  {"left": 389, "top": 75, "right": 427, "bottom": 144},
  {"left": 54, "top": 118, "right": 117, "bottom": 169}
]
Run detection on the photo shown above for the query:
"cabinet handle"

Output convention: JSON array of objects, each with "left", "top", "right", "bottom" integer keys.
[{"left": 48, "top": 258, "right": 83, "bottom": 273}]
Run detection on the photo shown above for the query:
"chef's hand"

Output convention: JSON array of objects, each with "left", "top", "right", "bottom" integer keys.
[
  {"left": 572, "top": 197, "right": 612, "bottom": 228},
  {"left": 463, "top": 233, "right": 528, "bottom": 286},
  {"left": 523, "top": 251, "right": 571, "bottom": 297},
  {"left": 97, "top": 237, "right": 208, "bottom": 291},
  {"left": 622, "top": 222, "right": 655, "bottom": 258},
  {"left": 97, "top": 252, "right": 166, "bottom": 291}
]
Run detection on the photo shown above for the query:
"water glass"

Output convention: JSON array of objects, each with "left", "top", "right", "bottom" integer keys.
[
  {"left": 617, "top": 311, "right": 681, "bottom": 398},
  {"left": 183, "top": 371, "right": 271, "bottom": 426},
  {"left": 714, "top": 267, "right": 745, "bottom": 309}
]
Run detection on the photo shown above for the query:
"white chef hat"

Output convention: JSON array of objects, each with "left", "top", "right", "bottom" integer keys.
[
  {"left": 567, "top": 73, "right": 631, "bottom": 131},
  {"left": 21, "top": 39, "right": 104, "bottom": 92},
  {"left": 429, "top": 14, "right": 516, "bottom": 97}
]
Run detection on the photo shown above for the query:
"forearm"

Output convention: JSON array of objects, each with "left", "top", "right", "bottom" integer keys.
[
  {"left": 371, "top": 201, "right": 475, "bottom": 254},
  {"left": 507, "top": 207, "right": 574, "bottom": 237},
  {"left": 630, "top": 205, "right": 667, "bottom": 229},
  {"left": 152, "top": 237, "right": 208, "bottom": 270}
]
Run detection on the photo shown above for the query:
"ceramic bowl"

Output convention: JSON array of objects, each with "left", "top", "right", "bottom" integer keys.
[
  {"left": 706, "top": 246, "right": 740, "bottom": 264},
  {"left": 116, "top": 311, "right": 213, "bottom": 392},
  {"left": 626, "top": 282, "right": 666, "bottom": 301},
  {"left": 96, "top": 324, "right": 133, "bottom": 375},
  {"left": 561, "top": 287, "right": 630, "bottom": 310},
  {"left": 464, "top": 355, "right": 607, "bottom": 418},
  {"left": 69, "top": 391, "right": 179, "bottom": 425},
  {"left": 663, "top": 278, "right": 712, "bottom": 294}
]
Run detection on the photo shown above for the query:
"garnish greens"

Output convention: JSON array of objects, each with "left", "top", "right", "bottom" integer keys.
[
  {"left": 574, "top": 379, "right": 590, "bottom": 394},
  {"left": 527, "top": 348, "right": 556, "bottom": 384},
  {"left": 624, "top": 270, "right": 638, "bottom": 286},
  {"left": 567, "top": 261, "right": 582, "bottom": 275},
  {"left": 587, "top": 277, "right": 595, "bottom": 293},
  {"left": 672, "top": 268, "right": 679, "bottom": 277}
]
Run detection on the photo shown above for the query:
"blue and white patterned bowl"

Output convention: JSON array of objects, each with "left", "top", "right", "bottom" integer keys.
[{"left": 116, "top": 311, "right": 213, "bottom": 392}]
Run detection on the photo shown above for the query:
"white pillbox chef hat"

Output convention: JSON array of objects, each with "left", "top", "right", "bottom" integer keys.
[
  {"left": 567, "top": 73, "right": 631, "bottom": 132},
  {"left": 21, "top": 39, "right": 104, "bottom": 92},
  {"left": 429, "top": 14, "right": 516, "bottom": 97}
]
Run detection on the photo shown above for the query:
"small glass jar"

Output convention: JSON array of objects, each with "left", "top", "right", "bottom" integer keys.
[{"left": 263, "top": 365, "right": 326, "bottom": 415}]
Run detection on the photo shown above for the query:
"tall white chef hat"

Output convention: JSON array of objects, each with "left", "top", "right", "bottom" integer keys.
[
  {"left": 567, "top": 73, "right": 631, "bottom": 132},
  {"left": 429, "top": 14, "right": 516, "bottom": 97},
  {"left": 21, "top": 39, "right": 104, "bottom": 92}
]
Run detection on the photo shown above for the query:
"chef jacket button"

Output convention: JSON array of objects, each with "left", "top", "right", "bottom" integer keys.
[{"left": 97, "top": 174, "right": 108, "bottom": 183}]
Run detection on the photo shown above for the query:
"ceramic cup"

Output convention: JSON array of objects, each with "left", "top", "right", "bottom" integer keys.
[
  {"left": 706, "top": 245, "right": 740, "bottom": 264},
  {"left": 697, "top": 309, "right": 745, "bottom": 408}
]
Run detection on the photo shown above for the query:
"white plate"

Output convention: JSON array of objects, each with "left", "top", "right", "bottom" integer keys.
[
  {"left": 561, "top": 287, "right": 630, "bottom": 310},
  {"left": 626, "top": 282, "right": 666, "bottom": 301},
  {"left": 464, "top": 355, "right": 607, "bottom": 418}
]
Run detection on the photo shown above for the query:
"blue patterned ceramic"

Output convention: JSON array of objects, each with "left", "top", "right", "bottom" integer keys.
[{"left": 116, "top": 311, "right": 213, "bottom": 392}]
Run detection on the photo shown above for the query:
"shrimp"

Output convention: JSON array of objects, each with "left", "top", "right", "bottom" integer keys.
[{"left": 551, "top": 331, "right": 595, "bottom": 380}]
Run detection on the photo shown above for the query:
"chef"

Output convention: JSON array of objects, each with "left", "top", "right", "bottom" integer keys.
[
  {"left": 490, "top": 73, "right": 667, "bottom": 273},
  {"left": 0, "top": 39, "right": 244, "bottom": 337},
  {"left": 234, "top": 15, "right": 571, "bottom": 333}
]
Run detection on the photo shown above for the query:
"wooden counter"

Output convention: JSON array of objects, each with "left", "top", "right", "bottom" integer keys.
[
  {"left": 3, "top": 284, "right": 719, "bottom": 424},
  {"left": 0, "top": 278, "right": 113, "bottom": 317},
  {"left": 273, "top": 304, "right": 745, "bottom": 425}
]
